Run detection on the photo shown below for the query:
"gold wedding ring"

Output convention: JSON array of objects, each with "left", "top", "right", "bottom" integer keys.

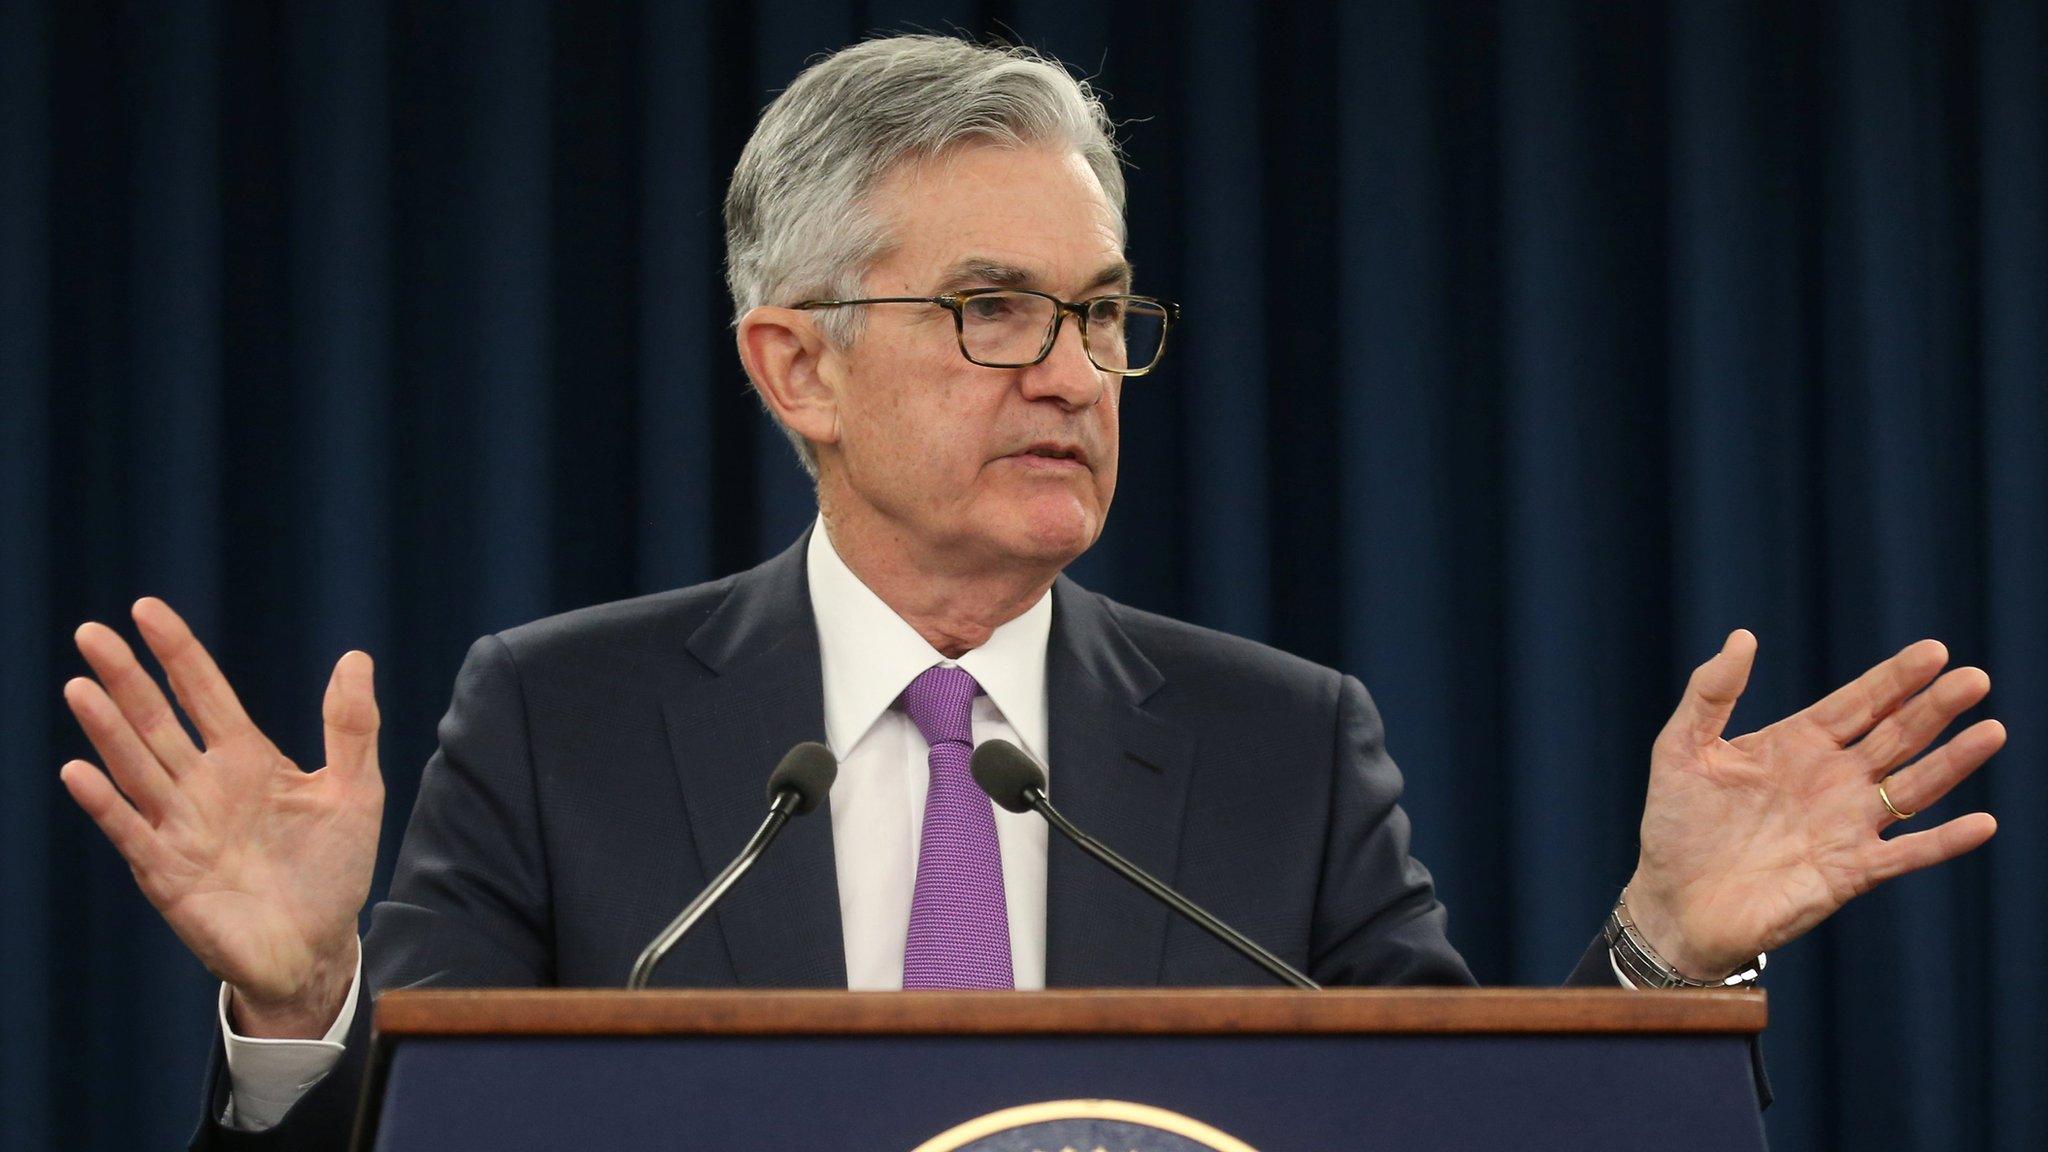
[{"left": 1879, "top": 778, "right": 1917, "bottom": 821}]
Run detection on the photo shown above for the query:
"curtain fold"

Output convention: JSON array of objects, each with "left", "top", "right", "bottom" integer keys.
[
  {"left": 3, "top": 3, "right": 2040, "bottom": 1148},
  {"left": 0, "top": 1, "right": 53, "bottom": 1145},
  {"left": 1979, "top": 1, "right": 2048, "bottom": 1145}
]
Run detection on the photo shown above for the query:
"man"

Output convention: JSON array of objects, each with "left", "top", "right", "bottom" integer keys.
[{"left": 58, "top": 35, "right": 2003, "bottom": 1151}]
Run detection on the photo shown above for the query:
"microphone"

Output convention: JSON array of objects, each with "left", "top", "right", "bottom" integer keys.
[
  {"left": 626, "top": 742, "right": 838, "bottom": 990},
  {"left": 971, "top": 739, "right": 1320, "bottom": 990}
]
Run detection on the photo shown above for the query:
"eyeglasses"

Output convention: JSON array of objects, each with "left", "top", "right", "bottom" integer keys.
[{"left": 792, "top": 288, "right": 1179, "bottom": 376}]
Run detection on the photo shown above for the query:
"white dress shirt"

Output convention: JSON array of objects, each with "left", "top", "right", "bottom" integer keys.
[
  {"left": 218, "top": 518, "right": 1054, "bottom": 1128},
  {"left": 808, "top": 517, "right": 1051, "bottom": 989}
]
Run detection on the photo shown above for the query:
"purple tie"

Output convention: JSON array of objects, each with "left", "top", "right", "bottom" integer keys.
[{"left": 900, "top": 665, "right": 1015, "bottom": 989}]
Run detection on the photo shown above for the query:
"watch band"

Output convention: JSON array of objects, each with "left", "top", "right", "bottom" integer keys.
[{"left": 1604, "top": 889, "right": 1765, "bottom": 989}]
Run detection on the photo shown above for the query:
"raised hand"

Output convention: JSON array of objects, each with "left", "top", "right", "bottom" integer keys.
[
  {"left": 1625, "top": 630, "right": 2003, "bottom": 980},
  {"left": 59, "top": 598, "right": 383, "bottom": 1038}
]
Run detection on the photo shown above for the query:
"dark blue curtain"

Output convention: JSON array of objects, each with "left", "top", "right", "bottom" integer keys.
[{"left": 3, "top": 2, "right": 2042, "bottom": 1149}]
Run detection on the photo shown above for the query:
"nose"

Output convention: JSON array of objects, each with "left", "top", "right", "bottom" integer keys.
[{"left": 1016, "top": 309, "right": 1105, "bottom": 410}]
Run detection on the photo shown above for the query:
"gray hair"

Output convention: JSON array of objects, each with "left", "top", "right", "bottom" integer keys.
[{"left": 724, "top": 34, "right": 1127, "bottom": 476}]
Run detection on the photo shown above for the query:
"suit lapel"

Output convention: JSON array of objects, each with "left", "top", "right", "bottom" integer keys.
[
  {"left": 659, "top": 531, "right": 848, "bottom": 988},
  {"left": 1042, "top": 577, "right": 1197, "bottom": 987}
]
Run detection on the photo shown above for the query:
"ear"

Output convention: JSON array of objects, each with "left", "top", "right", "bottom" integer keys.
[{"left": 736, "top": 306, "right": 842, "bottom": 452}]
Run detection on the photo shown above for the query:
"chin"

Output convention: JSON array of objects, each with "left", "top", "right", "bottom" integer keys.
[{"left": 993, "top": 496, "right": 1104, "bottom": 568}]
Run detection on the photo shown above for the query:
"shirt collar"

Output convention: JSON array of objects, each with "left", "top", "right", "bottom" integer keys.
[{"left": 807, "top": 517, "right": 1052, "bottom": 765}]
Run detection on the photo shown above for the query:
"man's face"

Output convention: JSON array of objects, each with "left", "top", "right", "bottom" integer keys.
[{"left": 819, "top": 143, "right": 1125, "bottom": 575}]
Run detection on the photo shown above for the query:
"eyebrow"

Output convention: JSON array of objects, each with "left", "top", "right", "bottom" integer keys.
[{"left": 932, "top": 257, "right": 1135, "bottom": 296}]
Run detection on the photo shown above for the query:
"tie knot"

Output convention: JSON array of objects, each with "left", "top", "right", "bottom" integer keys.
[{"left": 901, "top": 664, "right": 979, "bottom": 748}]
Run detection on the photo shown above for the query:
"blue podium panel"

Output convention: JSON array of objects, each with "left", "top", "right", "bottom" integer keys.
[{"left": 373, "top": 1032, "right": 1766, "bottom": 1152}]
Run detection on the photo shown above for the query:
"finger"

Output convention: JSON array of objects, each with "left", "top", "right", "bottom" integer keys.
[
  {"left": 63, "top": 677, "right": 180, "bottom": 822},
  {"left": 1866, "top": 812, "right": 1997, "bottom": 887},
  {"left": 1803, "top": 639, "right": 1948, "bottom": 745},
  {"left": 131, "top": 597, "right": 259, "bottom": 747},
  {"left": 1670, "top": 629, "right": 1757, "bottom": 746},
  {"left": 1877, "top": 718, "right": 2006, "bottom": 824},
  {"left": 73, "top": 621, "right": 205, "bottom": 776},
  {"left": 59, "top": 759, "right": 167, "bottom": 870},
  {"left": 1855, "top": 666, "right": 1993, "bottom": 775},
  {"left": 322, "top": 650, "right": 381, "bottom": 778}
]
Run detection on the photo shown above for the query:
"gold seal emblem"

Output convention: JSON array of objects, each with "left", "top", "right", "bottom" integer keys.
[{"left": 911, "top": 1099, "right": 1260, "bottom": 1152}]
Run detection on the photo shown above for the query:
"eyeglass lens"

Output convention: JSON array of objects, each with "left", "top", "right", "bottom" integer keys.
[{"left": 959, "top": 292, "right": 1168, "bottom": 371}]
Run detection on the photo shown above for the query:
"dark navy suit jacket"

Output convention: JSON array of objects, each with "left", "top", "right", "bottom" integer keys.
[{"left": 192, "top": 531, "right": 1633, "bottom": 1151}]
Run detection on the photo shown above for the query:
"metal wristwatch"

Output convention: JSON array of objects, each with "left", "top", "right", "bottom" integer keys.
[{"left": 1604, "top": 889, "right": 1766, "bottom": 989}]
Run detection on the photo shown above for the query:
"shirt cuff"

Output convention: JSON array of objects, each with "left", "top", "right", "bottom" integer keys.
[
  {"left": 1609, "top": 946, "right": 1641, "bottom": 989},
  {"left": 218, "top": 943, "right": 362, "bottom": 1132}
]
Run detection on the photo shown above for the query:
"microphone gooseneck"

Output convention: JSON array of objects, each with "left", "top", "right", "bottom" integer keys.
[
  {"left": 969, "top": 739, "right": 1320, "bottom": 990},
  {"left": 626, "top": 742, "right": 839, "bottom": 990}
]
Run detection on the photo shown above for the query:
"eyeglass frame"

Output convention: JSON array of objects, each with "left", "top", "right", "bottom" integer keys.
[{"left": 790, "top": 287, "right": 1180, "bottom": 377}]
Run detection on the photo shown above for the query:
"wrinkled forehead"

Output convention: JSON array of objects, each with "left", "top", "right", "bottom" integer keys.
[{"left": 861, "top": 143, "right": 1129, "bottom": 294}]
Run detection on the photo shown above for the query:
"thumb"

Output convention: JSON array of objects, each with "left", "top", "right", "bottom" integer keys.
[
  {"left": 1673, "top": 629, "right": 1756, "bottom": 746},
  {"left": 322, "top": 650, "right": 381, "bottom": 777}
]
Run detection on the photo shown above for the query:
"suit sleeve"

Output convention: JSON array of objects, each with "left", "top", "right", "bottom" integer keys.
[
  {"left": 1307, "top": 674, "right": 1477, "bottom": 987},
  {"left": 189, "top": 634, "right": 556, "bottom": 1151}
]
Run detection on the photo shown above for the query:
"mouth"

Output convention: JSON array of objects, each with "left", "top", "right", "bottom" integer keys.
[{"left": 1002, "top": 443, "right": 1091, "bottom": 472}]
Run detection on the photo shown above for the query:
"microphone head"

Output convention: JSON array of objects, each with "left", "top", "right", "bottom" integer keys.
[
  {"left": 766, "top": 742, "right": 838, "bottom": 814},
  {"left": 970, "top": 739, "right": 1046, "bottom": 813}
]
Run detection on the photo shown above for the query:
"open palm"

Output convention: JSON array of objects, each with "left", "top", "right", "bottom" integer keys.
[
  {"left": 59, "top": 598, "right": 381, "bottom": 1032},
  {"left": 1627, "top": 630, "right": 2003, "bottom": 978}
]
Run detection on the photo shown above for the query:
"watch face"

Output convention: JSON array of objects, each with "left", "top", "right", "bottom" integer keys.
[{"left": 912, "top": 1100, "right": 1259, "bottom": 1152}]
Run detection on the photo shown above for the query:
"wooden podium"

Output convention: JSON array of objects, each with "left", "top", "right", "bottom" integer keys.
[{"left": 357, "top": 988, "right": 1768, "bottom": 1151}]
